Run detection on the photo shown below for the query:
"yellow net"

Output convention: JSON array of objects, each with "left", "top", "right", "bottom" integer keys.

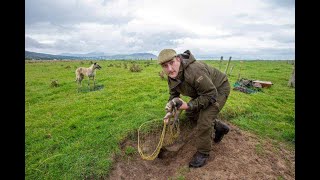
[{"left": 137, "top": 117, "right": 180, "bottom": 160}]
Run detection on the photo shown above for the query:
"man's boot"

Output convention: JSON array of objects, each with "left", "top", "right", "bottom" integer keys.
[
  {"left": 214, "top": 121, "right": 230, "bottom": 143},
  {"left": 189, "top": 151, "right": 209, "bottom": 168}
]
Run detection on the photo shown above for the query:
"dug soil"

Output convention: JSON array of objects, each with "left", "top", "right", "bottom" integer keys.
[{"left": 108, "top": 121, "right": 295, "bottom": 180}]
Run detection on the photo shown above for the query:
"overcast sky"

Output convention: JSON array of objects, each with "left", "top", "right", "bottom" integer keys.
[{"left": 25, "top": 0, "right": 295, "bottom": 60}]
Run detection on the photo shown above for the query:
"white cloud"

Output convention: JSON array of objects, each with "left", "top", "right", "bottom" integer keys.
[{"left": 25, "top": 0, "right": 295, "bottom": 59}]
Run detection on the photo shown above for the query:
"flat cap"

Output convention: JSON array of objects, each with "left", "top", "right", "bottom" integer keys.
[{"left": 158, "top": 49, "right": 177, "bottom": 64}]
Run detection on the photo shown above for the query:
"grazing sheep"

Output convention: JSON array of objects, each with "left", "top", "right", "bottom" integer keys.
[{"left": 75, "top": 62, "right": 101, "bottom": 90}]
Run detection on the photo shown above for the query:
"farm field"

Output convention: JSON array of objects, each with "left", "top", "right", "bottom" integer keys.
[{"left": 25, "top": 59, "right": 295, "bottom": 179}]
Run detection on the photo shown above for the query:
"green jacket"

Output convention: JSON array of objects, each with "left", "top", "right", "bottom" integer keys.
[{"left": 168, "top": 50, "right": 228, "bottom": 111}]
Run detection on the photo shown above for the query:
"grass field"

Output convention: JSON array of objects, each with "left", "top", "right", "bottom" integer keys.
[{"left": 25, "top": 59, "right": 295, "bottom": 179}]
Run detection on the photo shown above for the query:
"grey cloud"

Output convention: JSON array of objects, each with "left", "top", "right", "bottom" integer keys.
[
  {"left": 51, "top": 39, "right": 88, "bottom": 52},
  {"left": 196, "top": 47, "right": 294, "bottom": 60},
  {"left": 252, "top": 47, "right": 294, "bottom": 60},
  {"left": 25, "top": 36, "right": 52, "bottom": 48},
  {"left": 207, "top": 32, "right": 246, "bottom": 40},
  {"left": 224, "top": 47, "right": 294, "bottom": 60},
  {"left": 262, "top": 0, "right": 295, "bottom": 9},
  {"left": 25, "top": 0, "right": 295, "bottom": 60},
  {"left": 120, "top": 30, "right": 195, "bottom": 53},
  {"left": 26, "top": 36, "right": 92, "bottom": 53},
  {"left": 232, "top": 18, "right": 294, "bottom": 32},
  {"left": 25, "top": 0, "right": 133, "bottom": 25},
  {"left": 270, "top": 34, "right": 295, "bottom": 43},
  {"left": 250, "top": 24, "right": 295, "bottom": 44},
  {"left": 227, "top": 23, "right": 294, "bottom": 43}
]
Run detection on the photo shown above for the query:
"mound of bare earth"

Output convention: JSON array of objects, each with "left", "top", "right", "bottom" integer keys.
[{"left": 108, "top": 121, "right": 295, "bottom": 180}]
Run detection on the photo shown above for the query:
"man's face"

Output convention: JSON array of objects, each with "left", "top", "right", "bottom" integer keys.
[{"left": 161, "top": 57, "right": 181, "bottom": 79}]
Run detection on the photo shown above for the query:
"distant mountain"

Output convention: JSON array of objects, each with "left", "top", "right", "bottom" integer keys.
[
  {"left": 25, "top": 51, "right": 80, "bottom": 60},
  {"left": 108, "top": 53, "right": 157, "bottom": 60},
  {"left": 59, "top": 52, "right": 107, "bottom": 57},
  {"left": 25, "top": 51, "right": 157, "bottom": 60}
]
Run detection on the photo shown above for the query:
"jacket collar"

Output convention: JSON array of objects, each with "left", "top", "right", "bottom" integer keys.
[{"left": 179, "top": 50, "right": 196, "bottom": 69}]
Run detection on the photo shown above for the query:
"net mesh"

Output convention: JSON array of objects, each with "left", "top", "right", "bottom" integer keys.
[{"left": 137, "top": 118, "right": 180, "bottom": 160}]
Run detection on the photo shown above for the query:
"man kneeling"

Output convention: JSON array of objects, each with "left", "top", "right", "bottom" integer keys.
[{"left": 158, "top": 49, "right": 230, "bottom": 168}]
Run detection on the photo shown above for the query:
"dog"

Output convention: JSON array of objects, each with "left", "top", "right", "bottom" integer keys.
[{"left": 75, "top": 62, "right": 102, "bottom": 90}]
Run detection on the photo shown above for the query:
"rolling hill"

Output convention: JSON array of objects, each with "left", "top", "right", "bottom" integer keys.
[{"left": 25, "top": 51, "right": 157, "bottom": 60}]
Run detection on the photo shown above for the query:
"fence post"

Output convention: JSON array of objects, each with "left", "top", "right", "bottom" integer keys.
[
  {"left": 237, "top": 61, "right": 243, "bottom": 81},
  {"left": 288, "top": 60, "right": 295, "bottom": 87},
  {"left": 224, "top": 56, "right": 232, "bottom": 74},
  {"left": 228, "top": 65, "right": 235, "bottom": 76},
  {"left": 219, "top": 56, "right": 223, "bottom": 70}
]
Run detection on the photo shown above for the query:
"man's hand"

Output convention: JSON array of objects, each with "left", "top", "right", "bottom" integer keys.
[
  {"left": 164, "top": 98, "right": 189, "bottom": 124},
  {"left": 165, "top": 98, "right": 183, "bottom": 113},
  {"left": 172, "top": 98, "right": 189, "bottom": 110},
  {"left": 163, "top": 112, "right": 173, "bottom": 124},
  {"left": 171, "top": 98, "right": 183, "bottom": 109},
  {"left": 164, "top": 118, "right": 169, "bottom": 124},
  {"left": 165, "top": 101, "right": 174, "bottom": 113}
]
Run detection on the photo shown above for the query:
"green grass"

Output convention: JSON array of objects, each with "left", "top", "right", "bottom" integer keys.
[
  {"left": 25, "top": 60, "right": 295, "bottom": 179},
  {"left": 124, "top": 146, "right": 136, "bottom": 156},
  {"left": 217, "top": 60, "right": 295, "bottom": 144}
]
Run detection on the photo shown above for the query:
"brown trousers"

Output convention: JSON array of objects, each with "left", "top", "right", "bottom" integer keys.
[{"left": 185, "top": 80, "right": 230, "bottom": 154}]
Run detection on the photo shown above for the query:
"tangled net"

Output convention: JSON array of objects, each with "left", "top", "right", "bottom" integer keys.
[{"left": 137, "top": 117, "right": 180, "bottom": 160}]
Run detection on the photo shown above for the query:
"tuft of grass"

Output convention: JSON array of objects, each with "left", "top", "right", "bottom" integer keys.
[
  {"left": 277, "top": 176, "right": 285, "bottom": 180},
  {"left": 168, "top": 175, "right": 185, "bottom": 180},
  {"left": 129, "top": 63, "right": 143, "bottom": 72},
  {"left": 124, "top": 146, "right": 136, "bottom": 156}
]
